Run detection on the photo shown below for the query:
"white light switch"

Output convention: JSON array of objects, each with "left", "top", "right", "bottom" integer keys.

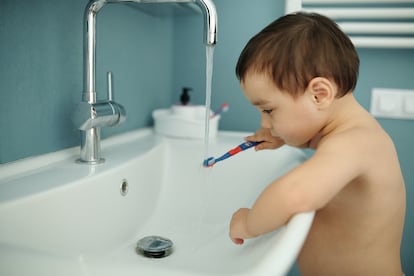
[
  {"left": 370, "top": 88, "right": 414, "bottom": 120},
  {"left": 377, "top": 92, "right": 401, "bottom": 113},
  {"left": 403, "top": 93, "right": 414, "bottom": 114}
]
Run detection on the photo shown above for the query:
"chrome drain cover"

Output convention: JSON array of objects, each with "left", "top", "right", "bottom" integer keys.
[{"left": 136, "top": 236, "right": 173, "bottom": 258}]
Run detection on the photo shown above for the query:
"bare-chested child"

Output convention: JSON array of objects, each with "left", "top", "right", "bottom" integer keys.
[{"left": 229, "top": 12, "right": 406, "bottom": 275}]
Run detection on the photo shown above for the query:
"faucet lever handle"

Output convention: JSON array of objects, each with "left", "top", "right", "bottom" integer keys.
[{"left": 107, "top": 71, "right": 113, "bottom": 101}]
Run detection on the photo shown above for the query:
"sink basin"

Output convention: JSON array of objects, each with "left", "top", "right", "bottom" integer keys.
[{"left": 0, "top": 129, "right": 314, "bottom": 276}]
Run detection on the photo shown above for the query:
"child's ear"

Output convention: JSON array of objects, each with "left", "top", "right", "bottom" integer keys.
[{"left": 306, "top": 77, "right": 336, "bottom": 109}]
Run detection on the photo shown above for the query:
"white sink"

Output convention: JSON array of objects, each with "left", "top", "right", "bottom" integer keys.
[{"left": 0, "top": 129, "right": 314, "bottom": 276}]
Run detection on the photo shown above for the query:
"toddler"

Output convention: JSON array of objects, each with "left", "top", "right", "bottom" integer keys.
[{"left": 229, "top": 12, "right": 406, "bottom": 276}]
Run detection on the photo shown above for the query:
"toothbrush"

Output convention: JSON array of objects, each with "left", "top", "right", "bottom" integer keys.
[
  {"left": 203, "top": 140, "right": 262, "bottom": 168},
  {"left": 210, "top": 103, "right": 229, "bottom": 119}
]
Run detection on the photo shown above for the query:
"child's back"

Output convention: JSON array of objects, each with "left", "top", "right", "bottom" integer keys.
[{"left": 296, "top": 93, "right": 405, "bottom": 275}]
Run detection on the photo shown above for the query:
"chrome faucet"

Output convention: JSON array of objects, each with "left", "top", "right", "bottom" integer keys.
[{"left": 73, "top": 0, "right": 217, "bottom": 164}]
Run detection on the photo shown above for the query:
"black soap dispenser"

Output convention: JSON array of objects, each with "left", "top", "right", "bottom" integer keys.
[{"left": 180, "top": 87, "right": 192, "bottom": 106}]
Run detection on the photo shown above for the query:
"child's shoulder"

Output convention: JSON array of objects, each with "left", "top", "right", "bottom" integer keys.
[
  {"left": 323, "top": 111, "right": 388, "bottom": 146},
  {"left": 316, "top": 115, "right": 393, "bottom": 163}
]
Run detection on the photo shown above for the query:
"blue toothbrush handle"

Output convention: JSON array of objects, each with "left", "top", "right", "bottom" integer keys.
[
  {"left": 215, "top": 140, "right": 262, "bottom": 162},
  {"left": 203, "top": 140, "right": 263, "bottom": 167},
  {"left": 238, "top": 141, "right": 262, "bottom": 150}
]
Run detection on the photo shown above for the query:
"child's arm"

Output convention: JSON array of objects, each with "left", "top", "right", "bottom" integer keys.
[{"left": 230, "top": 135, "right": 363, "bottom": 243}]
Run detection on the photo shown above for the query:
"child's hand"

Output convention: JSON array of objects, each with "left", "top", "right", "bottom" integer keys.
[
  {"left": 229, "top": 208, "right": 255, "bottom": 245},
  {"left": 245, "top": 128, "right": 284, "bottom": 151}
]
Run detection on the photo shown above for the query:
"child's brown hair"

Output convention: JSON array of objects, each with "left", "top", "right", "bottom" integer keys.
[{"left": 236, "top": 12, "right": 359, "bottom": 98}]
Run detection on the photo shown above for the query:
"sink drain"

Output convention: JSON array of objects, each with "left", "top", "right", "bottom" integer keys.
[{"left": 136, "top": 236, "right": 173, "bottom": 258}]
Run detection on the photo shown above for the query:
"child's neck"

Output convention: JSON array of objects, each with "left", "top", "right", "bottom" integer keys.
[{"left": 310, "top": 93, "right": 363, "bottom": 149}]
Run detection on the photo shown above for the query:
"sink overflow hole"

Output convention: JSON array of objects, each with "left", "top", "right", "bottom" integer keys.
[{"left": 120, "top": 179, "right": 129, "bottom": 196}]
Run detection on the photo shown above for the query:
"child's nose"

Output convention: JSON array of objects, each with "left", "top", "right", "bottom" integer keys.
[{"left": 261, "top": 114, "right": 272, "bottom": 129}]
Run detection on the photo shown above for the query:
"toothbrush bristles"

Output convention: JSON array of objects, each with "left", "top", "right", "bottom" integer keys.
[{"left": 203, "top": 157, "right": 215, "bottom": 167}]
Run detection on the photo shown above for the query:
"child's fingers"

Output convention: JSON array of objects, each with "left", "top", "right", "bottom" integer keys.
[
  {"left": 255, "top": 141, "right": 275, "bottom": 151},
  {"left": 245, "top": 134, "right": 261, "bottom": 142},
  {"left": 245, "top": 134, "right": 268, "bottom": 143},
  {"left": 231, "top": 237, "right": 244, "bottom": 245},
  {"left": 245, "top": 128, "right": 285, "bottom": 150},
  {"left": 245, "top": 128, "right": 273, "bottom": 142}
]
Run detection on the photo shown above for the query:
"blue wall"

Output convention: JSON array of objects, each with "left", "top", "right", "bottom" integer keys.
[
  {"left": 1, "top": 0, "right": 413, "bottom": 274},
  {"left": 0, "top": 0, "right": 174, "bottom": 163}
]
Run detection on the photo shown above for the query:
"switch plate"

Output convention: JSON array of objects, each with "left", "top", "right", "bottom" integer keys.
[{"left": 370, "top": 88, "right": 414, "bottom": 120}]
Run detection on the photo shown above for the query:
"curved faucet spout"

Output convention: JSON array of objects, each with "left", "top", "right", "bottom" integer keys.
[
  {"left": 83, "top": 0, "right": 217, "bottom": 99},
  {"left": 78, "top": 0, "right": 218, "bottom": 164},
  {"left": 194, "top": 0, "right": 217, "bottom": 46}
]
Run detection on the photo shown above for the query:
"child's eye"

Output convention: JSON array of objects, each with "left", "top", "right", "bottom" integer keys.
[{"left": 262, "top": 109, "right": 273, "bottom": 114}]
